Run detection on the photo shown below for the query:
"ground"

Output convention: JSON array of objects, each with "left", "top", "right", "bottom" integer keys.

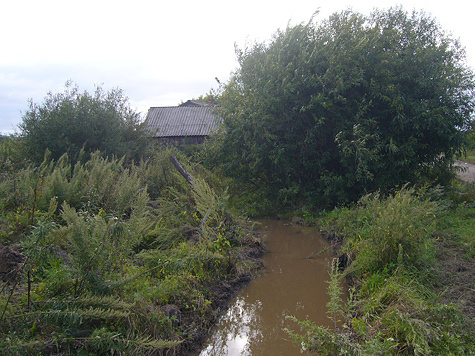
[
  {"left": 2, "top": 165, "right": 475, "bottom": 352},
  {"left": 0, "top": 245, "right": 23, "bottom": 282},
  {"left": 437, "top": 161, "right": 475, "bottom": 327},
  {"left": 435, "top": 235, "right": 475, "bottom": 321},
  {"left": 456, "top": 161, "right": 475, "bottom": 183}
]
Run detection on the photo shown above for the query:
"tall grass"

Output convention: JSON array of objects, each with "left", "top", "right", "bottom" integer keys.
[
  {"left": 287, "top": 187, "right": 475, "bottom": 355},
  {"left": 337, "top": 187, "right": 438, "bottom": 275},
  {"left": 0, "top": 148, "right": 261, "bottom": 355}
]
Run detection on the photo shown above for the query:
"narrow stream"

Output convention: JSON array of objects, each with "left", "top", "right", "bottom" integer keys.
[{"left": 199, "top": 220, "right": 334, "bottom": 356}]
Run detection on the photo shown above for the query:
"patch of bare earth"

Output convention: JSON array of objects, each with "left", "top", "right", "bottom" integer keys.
[
  {"left": 432, "top": 162, "right": 475, "bottom": 329},
  {"left": 456, "top": 160, "right": 475, "bottom": 183},
  {"left": 0, "top": 245, "right": 24, "bottom": 282},
  {"left": 434, "top": 235, "right": 475, "bottom": 327}
]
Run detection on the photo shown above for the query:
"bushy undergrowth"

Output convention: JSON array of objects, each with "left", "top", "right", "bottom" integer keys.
[
  {"left": 286, "top": 186, "right": 475, "bottom": 355},
  {"left": 0, "top": 148, "right": 262, "bottom": 355},
  {"left": 325, "top": 187, "right": 439, "bottom": 275}
]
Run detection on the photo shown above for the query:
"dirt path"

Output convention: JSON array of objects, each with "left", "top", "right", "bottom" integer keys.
[
  {"left": 437, "top": 160, "right": 475, "bottom": 332},
  {"left": 456, "top": 160, "right": 475, "bottom": 183},
  {"left": 435, "top": 235, "right": 475, "bottom": 326}
]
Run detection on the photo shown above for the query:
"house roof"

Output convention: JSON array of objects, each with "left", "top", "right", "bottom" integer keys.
[{"left": 145, "top": 106, "right": 221, "bottom": 138}]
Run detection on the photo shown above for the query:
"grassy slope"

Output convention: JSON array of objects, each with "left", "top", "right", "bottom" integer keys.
[
  {"left": 0, "top": 151, "right": 265, "bottom": 355},
  {"left": 287, "top": 182, "right": 475, "bottom": 355}
]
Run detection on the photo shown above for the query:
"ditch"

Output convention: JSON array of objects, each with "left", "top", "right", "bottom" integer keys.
[{"left": 199, "top": 219, "right": 336, "bottom": 355}]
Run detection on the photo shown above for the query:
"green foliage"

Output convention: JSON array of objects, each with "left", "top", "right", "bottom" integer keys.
[
  {"left": 0, "top": 150, "right": 153, "bottom": 246},
  {"left": 0, "top": 148, "right": 261, "bottom": 354},
  {"left": 436, "top": 197, "right": 475, "bottom": 256},
  {"left": 134, "top": 148, "right": 183, "bottom": 200},
  {"left": 287, "top": 277, "right": 473, "bottom": 355},
  {"left": 339, "top": 187, "right": 438, "bottom": 275},
  {"left": 204, "top": 7, "right": 475, "bottom": 210},
  {"left": 285, "top": 315, "right": 359, "bottom": 355},
  {"left": 326, "top": 258, "right": 345, "bottom": 330},
  {"left": 19, "top": 80, "right": 149, "bottom": 164},
  {"left": 287, "top": 186, "right": 475, "bottom": 355},
  {"left": 0, "top": 135, "right": 28, "bottom": 172}
]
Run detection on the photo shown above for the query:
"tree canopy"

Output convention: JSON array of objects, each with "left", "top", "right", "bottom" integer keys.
[
  {"left": 205, "top": 7, "right": 475, "bottom": 210},
  {"left": 19, "top": 81, "right": 148, "bottom": 164}
]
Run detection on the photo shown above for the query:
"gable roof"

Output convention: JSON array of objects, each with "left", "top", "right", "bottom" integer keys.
[{"left": 145, "top": 106, "right": 221, "bottom": 138}]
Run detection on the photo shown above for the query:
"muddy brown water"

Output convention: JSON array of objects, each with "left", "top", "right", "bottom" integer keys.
[{"left": 199, "top": 220, "right": 335, "bottom": 356}]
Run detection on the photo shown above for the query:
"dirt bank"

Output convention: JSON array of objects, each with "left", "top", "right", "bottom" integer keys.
[{"left": 188, "top": 238, "right": 266, "bottom": 355}]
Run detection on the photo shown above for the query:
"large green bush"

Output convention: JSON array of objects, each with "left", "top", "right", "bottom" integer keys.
[
  {"left": 204, "top": 7, "right": 475, "bottom": 210},
  {"left": 19, "top": 81, "right": 149, "bottom": 164}
]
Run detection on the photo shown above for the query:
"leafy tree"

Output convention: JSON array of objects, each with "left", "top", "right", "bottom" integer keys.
[
  {"left": 19, "top": 81, "right": 149, "bottom": 164},
  {"left": 205, "top": 7, "right": 475, "bottom": 209}
]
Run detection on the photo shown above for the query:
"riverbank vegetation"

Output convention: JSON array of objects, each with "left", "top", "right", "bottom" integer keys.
[
  {"left": 0, "top": 145, "right": 264, "bottom": 355},
  {"left": 285, "top": 185, "right": 475, "bottom": 354},
  {"left": 198, "top": 6, "right": 475, "bottom": 354},
  {"left": 2, "top": 5, "right": 475, "bottom": 356}
]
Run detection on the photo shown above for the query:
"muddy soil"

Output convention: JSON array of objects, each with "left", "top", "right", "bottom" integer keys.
[{"left": 0, "top": 245, "right": 24, "bottom": 282}]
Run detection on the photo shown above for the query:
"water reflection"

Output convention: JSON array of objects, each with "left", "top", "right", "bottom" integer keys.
[
  {"left": 200, "top": 297, "right": 262, "bottom": 355},
  {"left": 200, "top": 220, "right": 334, "bottom": 356}
]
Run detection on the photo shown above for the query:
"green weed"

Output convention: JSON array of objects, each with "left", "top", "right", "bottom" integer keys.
[
  {"left": 0, "top": 149, "right": 261, "bottom": 355},
  {"left": 288, "top": 186, "right": 475, "bottom": 355}
]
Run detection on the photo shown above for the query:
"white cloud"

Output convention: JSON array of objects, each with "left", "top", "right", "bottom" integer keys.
[{"left": 1, "top": 0, "right": 474, "bottom": 133}]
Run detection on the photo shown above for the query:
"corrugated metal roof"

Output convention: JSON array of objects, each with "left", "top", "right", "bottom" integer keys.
[{"left": 145, "top": 106, "right": 221, "bottom": 138}]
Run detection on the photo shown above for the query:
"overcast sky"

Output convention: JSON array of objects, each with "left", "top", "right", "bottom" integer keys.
[{"left": 1, "top": 0, "right": 474, "bottom": 134}]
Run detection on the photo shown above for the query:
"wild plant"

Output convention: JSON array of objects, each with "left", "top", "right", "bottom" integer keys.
[
  {"left": 326, "top": 258, "right": 345, "bottom": 330},
  {"left": 342, "top": 187, "right": 439, "bottom": 275},
  {"left": 285, "top": 258, "right": 357, "bottom": 354},
  {"left": 134, "top": 148, "right": 188, "bottom": 200},
  {"left": 0, "top": 144, "right": 260, "bottom": 355},
  {"left": 287, "top": 187, "right": 475, "bottom": 355},
  {"left": 286, "top": 258, "right": 473, "bottom": 355}
]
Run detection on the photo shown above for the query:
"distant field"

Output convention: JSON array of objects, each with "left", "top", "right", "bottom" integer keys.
[{"left": 461, "top": 150, "right": 475, "bottom": 164}]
